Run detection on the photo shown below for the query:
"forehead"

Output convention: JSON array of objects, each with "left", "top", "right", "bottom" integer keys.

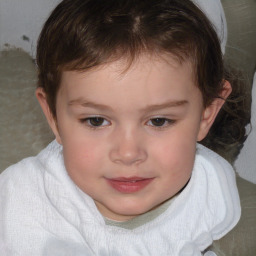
[
  {"left": 58, "top": 54, "right": 201, "bottom": 108},
  {"left": 61, "top": 53, "right": 195, "bottom": 86}
]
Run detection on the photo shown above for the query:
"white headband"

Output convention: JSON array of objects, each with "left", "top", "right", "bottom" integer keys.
[{"left": 191, "top": 0, "right": 227, "bottom": 54}]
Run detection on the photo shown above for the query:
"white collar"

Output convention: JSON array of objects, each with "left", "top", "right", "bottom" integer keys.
[{"left": 41, "top": 142, "right": 240, "bottom": 255}]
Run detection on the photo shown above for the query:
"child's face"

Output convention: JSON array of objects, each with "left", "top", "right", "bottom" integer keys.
[{"left": 38, "top": 55, "right": 220, "bottom": 221}]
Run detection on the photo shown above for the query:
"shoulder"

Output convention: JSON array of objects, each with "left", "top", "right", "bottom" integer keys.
[
  {"left": 195, "top": 144, "right": 237, "bottom": 186},
  {"left": 210, "top": 177, "right": 256, "bottom": 255},
  {"left": 0, "top": 140, "right": 61, "bottom": 204},
  {"left": 0, "top": 141, "right": 66, "bottom": 252},
  {"left": 0, "top": 155, "right": 41, "bottom": 193},
  {"left": 0, "top": 140, "right": 61, "bottom": 179},
  {"left": 193, "top": 144, "right": 241, "bottom": 240}
]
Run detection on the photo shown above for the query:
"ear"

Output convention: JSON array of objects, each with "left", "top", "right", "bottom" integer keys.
[
  {"left": 35, "top": 87, "right": 62, "bottom": 144},
  {"left": 197, "top": 81, "right": 232, "bottom": 141}
]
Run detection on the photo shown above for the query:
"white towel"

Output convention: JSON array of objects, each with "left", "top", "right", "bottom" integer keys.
[{"left": 0, "top": 141, "right": 240, "bottom": 255}]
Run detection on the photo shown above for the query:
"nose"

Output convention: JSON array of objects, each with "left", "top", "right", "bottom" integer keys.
[{"left": 109, "top": 128, "right": 147, "bottom": 166}]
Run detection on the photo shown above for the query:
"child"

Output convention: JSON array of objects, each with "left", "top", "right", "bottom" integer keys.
[{"left": 0, "top": 0, "right": 249, "bottom": 255}]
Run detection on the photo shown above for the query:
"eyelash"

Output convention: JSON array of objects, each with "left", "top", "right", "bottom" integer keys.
[
  {"left": 146, "top": 118, "right": 175, "bottom": 129},
  {"left": 79, "top": 117, "right": 176, "bottom": 129},
  {"left": 80, "top": 117, "right": 110, "bottom": 128}
]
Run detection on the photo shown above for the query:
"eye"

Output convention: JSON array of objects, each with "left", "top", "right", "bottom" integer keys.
[
  {"left": 81, "top": 117, "right": 110, "bottom": 127},
  {"left": 147, "top": 118, "right": 175, "bottom": 128}
]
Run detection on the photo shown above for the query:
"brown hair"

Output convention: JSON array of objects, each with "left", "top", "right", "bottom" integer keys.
[{"left": 36, "top": 0, "right": 250, "bottom": 162}]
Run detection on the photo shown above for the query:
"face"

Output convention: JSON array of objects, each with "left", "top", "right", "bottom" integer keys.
[{"left": 37, "top": 55, "right": 224, "bottom": 221}]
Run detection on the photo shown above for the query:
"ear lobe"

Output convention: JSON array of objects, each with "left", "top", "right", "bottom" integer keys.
[
  {"left": 197, "top": 80, "right": 232, "bottom": 141},
  {"left": 35, "top": 87, "right": 62, "bottom": 144}
]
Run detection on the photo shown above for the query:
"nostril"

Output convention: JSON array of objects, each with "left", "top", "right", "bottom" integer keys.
[{"left": 109, "top": 144, "right": 147, "bottom": 165}]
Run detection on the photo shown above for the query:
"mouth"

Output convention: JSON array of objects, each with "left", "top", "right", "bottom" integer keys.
[{"left": 105, "top": 177, "right": 154, "bottom": 193}]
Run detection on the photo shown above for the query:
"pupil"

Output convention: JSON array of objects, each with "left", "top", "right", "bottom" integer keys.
[
  {"left": 90, "top": 117, "right": 104, "bottom": 126},
  {"left": 152, "top": 118, "right": 165, "bottom": 126}
]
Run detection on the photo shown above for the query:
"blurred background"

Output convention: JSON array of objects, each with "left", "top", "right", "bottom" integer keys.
[
  {"left": 223, "top": 0, "right": 256, "bottom": 82},
  {"left": 0, "top": 0, "right": 255, "bottom": 182}
]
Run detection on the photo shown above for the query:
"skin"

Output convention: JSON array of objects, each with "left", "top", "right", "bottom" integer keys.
[{"left": 36, "top": 54, "right": 231, "bottom": 221}]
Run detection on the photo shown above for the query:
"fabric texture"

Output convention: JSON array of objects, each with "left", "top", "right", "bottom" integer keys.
[{"left": 0, "top": 141, "right": 240, "bottom": 256}]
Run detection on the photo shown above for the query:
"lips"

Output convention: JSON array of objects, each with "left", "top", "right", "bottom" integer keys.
[{"left": 106, "top": 177, "right": 154, "bottom": 193}]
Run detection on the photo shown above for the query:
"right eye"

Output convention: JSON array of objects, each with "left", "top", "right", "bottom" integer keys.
[
  {"left": 146, "top": 117, "right": 175, "bottom": 128},
  {"left": 80, "top": 117, "right": 110, "bottom": 127}
]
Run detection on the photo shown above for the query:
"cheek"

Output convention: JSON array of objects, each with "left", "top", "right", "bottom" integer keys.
[
  {"left": 62, "top": 139, "right": 104, "bottom": 177},
  {"left": 150, "top": 132, "right": 196, "bottom": 176},
  {"left": 62, "top": 141, "right": 106, "bottom": 193}
]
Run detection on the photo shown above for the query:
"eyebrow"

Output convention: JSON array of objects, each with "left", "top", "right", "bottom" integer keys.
[
  {"left": 68, "top": 98, "right": 188, "bottom": 112},
  {"left": 141, "top": 100, "right": 188, "bottom": 112},
  {"left": 68, "top": 98, "right": 113, "bottom": 111}
]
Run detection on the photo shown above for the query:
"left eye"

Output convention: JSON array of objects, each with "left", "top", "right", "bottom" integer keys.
[
  {"left": 147, "top": 118, "right": 174, "bottom": 127},
  {"left": 81, "top": 117, "right": 110, "bottom": 127}
]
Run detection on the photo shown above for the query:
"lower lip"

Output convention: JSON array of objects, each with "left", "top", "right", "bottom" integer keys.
[{"left": 106, "top": 178, "right": 154, "bottom": 193}]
